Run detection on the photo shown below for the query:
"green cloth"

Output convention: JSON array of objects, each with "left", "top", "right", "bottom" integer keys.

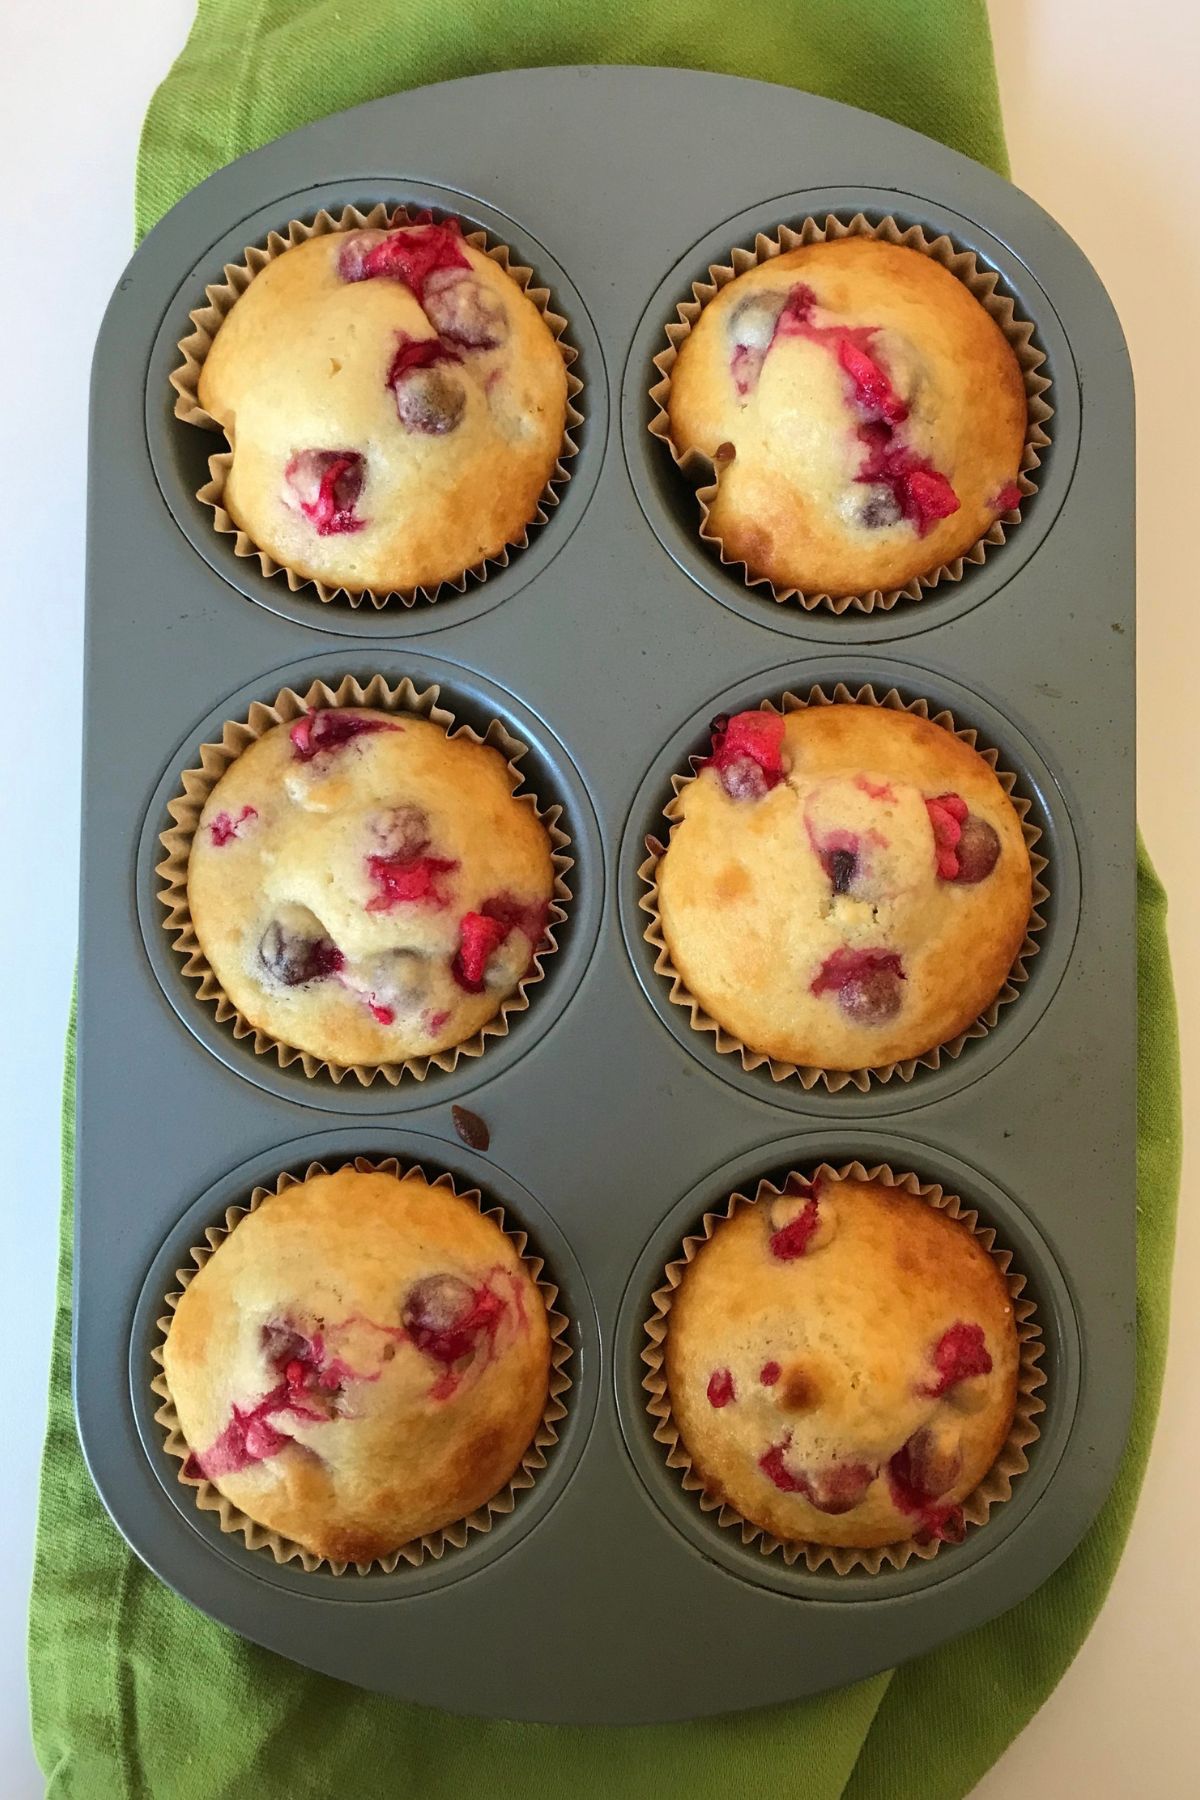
[{"left": 31, "top": 5, "right": 1179, "bottom": 1795}]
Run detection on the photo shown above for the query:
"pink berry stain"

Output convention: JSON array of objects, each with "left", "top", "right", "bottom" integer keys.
[
  {"left": 919, "top": 1322, "right": 992, "bottom": 1398},
  {"left": 289, "top": 710, "right": 401, "bottom": 763},
  {"left": 725, "top": 281, "right": 960, "bottom": 534},
  {"left": 702, "top": 709, "right": 786, "bottom": 801},
  {"left": 337, "top": 220, "right": 471, "bottom": 300},
  {"left": 188, "top": 1316, "right": 400, "bottom": 1480},
  {"left": 423, "top": 1007, "right": 451, "bottom": 1036},
  {"left": 758, "top": 1435, "right": 877, "bottom": 1513},
  {"left": 208, "top": 805, "right": 257, "bottom": 847},
  {"left": 365, "top": 852, "right": 458, "bottom": 913},
  {"left": 810, "top": 947, "right": 906, "bottom": 1025},
  {"left": 401, "top": 1270, "right": 513, "bottom": 1400},
  {"left": 283, "top": 449, "right": 367, "bottom": 536},
  {"left": 855, "top": 775, "right": 896, "bottom": 802},
  {"left": 706, "top": 1367, "right": 736, "bottom": 1408},
  {"left": 760, "top": 1361, "right": 782, "bottom": 1386}
]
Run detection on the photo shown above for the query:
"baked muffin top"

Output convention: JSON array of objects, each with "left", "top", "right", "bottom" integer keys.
[
  {"left": 197, "top": 220, "right": 569, "bottom": 593},
  {"left": 163, "top": 1167, "right": 553, "bottom": 1564},
  {"left": 665, "top": 1174, "right": 1020, "bottom": 1549},
  {"left": 654, "top": 703, "right": 1033, "bottom": 1071},
  {"left": 666, "top": 237, "right": 1027, "bottom": 597},
  {"left": 186, "top": 708, "right": 556, "bottom": 1067}
]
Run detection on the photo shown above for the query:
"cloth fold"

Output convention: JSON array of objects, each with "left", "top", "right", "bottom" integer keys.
[{"left": 31, "top": 6, "right": 1179, "bottom": 1795}]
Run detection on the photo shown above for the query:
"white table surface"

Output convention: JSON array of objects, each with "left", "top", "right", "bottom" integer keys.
[{"left": 2, "top": 3, "right": 1196, "bottom": 1793}]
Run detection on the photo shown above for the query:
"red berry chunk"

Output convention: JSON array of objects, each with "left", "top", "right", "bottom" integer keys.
[
  {"left": 338, "top": 221, "right": 471, "bottom": 299},
  {"left": 258, "top": 920, "right": 345, "bottom": 987},
  {"left": 365, "top": 852, "right": 458, "bottom": 913},
  {"left": 925, "top": 791, "right": 968, "bottom": 879},
  {"left": 208, "top": 804, "right": 257, "bottom": 846},
  {"left": 760, "top": 1361, "right": 781, "bottom": 1386},
  {"left": 705, "top": 709, "right": 786, "bottom": 800},
  {"left": 838, "top": 337, "right": 909, "bottom": 425},
  {"left": 289, "top": 710, "right": 400, "bottom": 762},
  {"left": 283, "top": 449, "right": 367, "bottom": 536},
  {"left": 759, "top": 1437, "right": 876, "bottom": 1513},
  {"left": 387, "top": 335, "right": 466, "bottom": 435},
  {"left": 768, "top": 1199, "right": 820, "bottom": 1261},
  {"left": 402, "top": 1274, "right": 505, "bottom": 1366},
  {"left": 953, "top": 815, "right": 1001, "bottom": 884},
  {"left": 920, "top": 1322, "right": 992, "bottom": 1397},
  {"left": 889, "top": 1427, "right": 963, "bottom": 1508},
  {"left": 423, "top": 269, "right": 508, "bottom": 350},
  {"left": 479, "top": 892, "right": 550, "bottom": 945},
  {"left": 856, "top": 424, "right": 960, "bottom": 539},
  {"left": 451, "top": 911, "right": 510, "bottom": 992},
  {"left": 707, "top": 1368, "right": 736, "bottom": 1408},
  {"left": 991, "top": 482, "right": 1023, "bottom": 513},
  {"left": 810, "top": 947, "right": 905, "bottom": 1025}
]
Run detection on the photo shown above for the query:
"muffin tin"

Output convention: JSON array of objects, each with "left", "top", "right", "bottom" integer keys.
[{"left": 79, "top": 66, "right": 1134, "bottom": 1724}]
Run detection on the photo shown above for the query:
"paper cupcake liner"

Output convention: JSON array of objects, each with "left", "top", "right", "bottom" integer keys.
[
  {"left": 638, "top": 681, "right": 1048, "bottom": 1092},
  {"left": 648, "top": 212, "right": 1054, "bottom": 614},
  {"left": 156, "top": 673, "right": 573, "bottom": 1085},
  {"left": 150, "top": 1155, "right": 573, "bottom": 1576},
  {"left": 642, "top": 1159, "right": 1045, "bottom": 1575},
  {"left": 170, "top": 203, "right": 583, "bottom": 609}
]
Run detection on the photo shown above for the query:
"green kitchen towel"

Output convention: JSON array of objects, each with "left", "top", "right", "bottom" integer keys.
[{"left": 31, "top": 4, "right": 1180, "bottom": 1795}]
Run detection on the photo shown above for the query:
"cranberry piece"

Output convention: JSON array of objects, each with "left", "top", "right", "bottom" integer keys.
[
  {"left": 208, "top": 805, "right": 257, "bottom": 847},
  {"left": 991, "top": 482, "right": 1023, "bottom": 513},
  {"left": 838, "top": 337, "right": 909, "bottom": 424},
  {"left": 283, "top": 449, "right": 367, "bottom": 536},
  {"left": 402, "top": 1273, "right": 504, "bottom": 1366},
  {"left": 925, "top": 792, "right": 968, "bottom": 879},
  {"left": 902, "top": 466, "right": 960, "bottom": 532},
  {"left": 810, "top": 947, "right": 905, "bottom": 1025},
  {"left": 889, "top": 1427, "right": 963, "bottom": 1508},
  {"left": 953, "top": 815, "right": 1001, "bottom": 884},
  {"left": 706, "top": 1368, "right": 736, "bottom": 1408},
  {"left": 261, "top": 1320, "right": 320, "bottom": 1376},
  {"left": 451, "top": 911, "right": 511, "bottom": 992},
  {"left": 920, "top": 1322, "right": 992, "bottom": 1397},
  {"left": 858, "top": 486, "right": 903, "bottom": 529},
  {"left": 776, "top": 282, "right": 819, "bottom": 331},
  {"left": 758, "top": 1438, "right": 876, "bottom": 1513},
  {"left": 423, "top": 268, "right": 508, "bottom": 349},
  {"left": 370, "top": 804, "right": 432, "bottom": 859},
  {"left": 768, "top": 1199, "right": 820, "bottom": 1261},
  {"left": 289, "top": 711, "right": 399, "bottom": 762},
  {"left": 337, "top": 221, "right": 471, "bottom": 298},
  {"left": 479, "top": 893, "right": 550, "bottom": 944},
  {"left": 365, "top": 852, "right": 458, "bottom": 912},
  {"left": 258, "top": 919, "right": 345, "bottom": 987},
  {"left": 828, "top": 847, "right": 858, "bottom": 894},
  {"left": 703, "top": 709, "right": 786, "bottom": 800},
  {"left": 387, "top": 335, "right": 466, "bottom": 435},
  {"left": 760, "top": 1361, "right": 781, "bottom": 1386}
]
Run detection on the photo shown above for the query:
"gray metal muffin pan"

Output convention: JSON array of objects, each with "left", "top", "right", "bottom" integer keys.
[{"left": 78, "top": 67, "right": 1134, "bottom": 1725}]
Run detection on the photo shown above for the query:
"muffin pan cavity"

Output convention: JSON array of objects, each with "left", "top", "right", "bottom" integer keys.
[
  {"left": 129, "top": 1130, "right": 599, "bottom": 1599},
  {"left": 621, "top": 189, "right": 1079, "bottom": 645},
  {"left": 144, "top": 181, "right": 607, "bottom": 635},
  {"left": 80, "top": 68, "right": 1133, "bottom": 1724},
  {"left": 614, "top": 1131, "right": 1077, "bottom": 1602},
  {"left": 618, "top": 657, "right": 1080, "bottom": 1115}
]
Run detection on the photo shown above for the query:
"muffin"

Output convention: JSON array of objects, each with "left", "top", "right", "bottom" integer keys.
[
  {"left": 186, "top": 706, "right": 556, "bottom": 1067},
  {"left": 664, "top": 1173, "right": 1020, "bottom": 1550},
  {"left": 195, "top": 217, "right": 570, "bottom": 593},
  {"left": 666, "top": 236, "right": 1027, "bottom": 597},
  {"left": 162, "top": 1166, "right": 554, "bottom": 1564},
  {"left": 653, "top": 702, "right": 1033, "bottom": 1072}
]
